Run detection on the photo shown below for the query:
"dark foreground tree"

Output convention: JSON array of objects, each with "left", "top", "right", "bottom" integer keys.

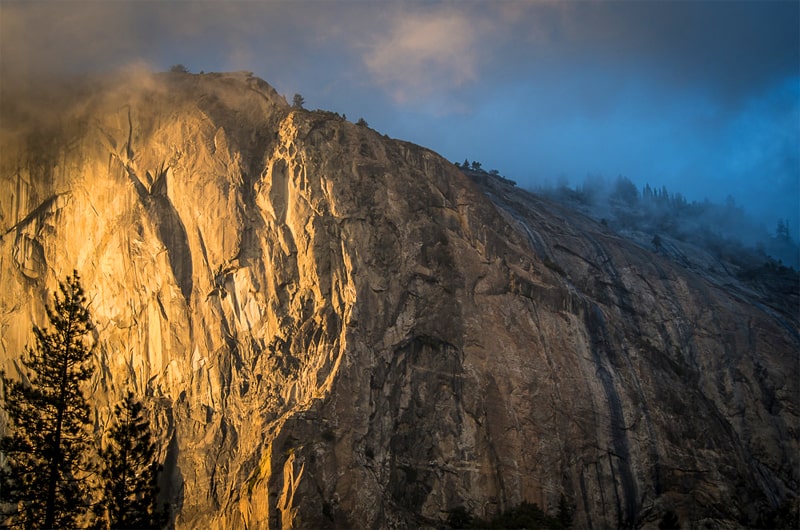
[
  {"left": 96, "top": 392, "right": 167, "bottom": 529},
  {"left": 0, "top": 271, "right": 96, "bottom": 529}
]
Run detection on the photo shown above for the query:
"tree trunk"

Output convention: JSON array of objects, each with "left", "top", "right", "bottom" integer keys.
[{"left": 44, "top": 321, "right": 74, "bottom": 529}]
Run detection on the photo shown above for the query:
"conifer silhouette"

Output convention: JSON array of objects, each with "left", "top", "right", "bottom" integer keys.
[
  {"left": 97, "top": 392, "right": 167, "bottom": 529},
  {"left": 0, "top": 271, "right": 97, "bottom": 529}
]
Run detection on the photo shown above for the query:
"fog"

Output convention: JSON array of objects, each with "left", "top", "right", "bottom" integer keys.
[
  {"left": 521, "top": 173, "right": 799, "bottom": 269},
  {"left": 1, "top": 1, "right": 797, "bottom": 240}
]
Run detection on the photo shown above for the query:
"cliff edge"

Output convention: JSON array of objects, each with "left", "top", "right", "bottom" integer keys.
[{"left": 1, "top": 71, "right": 797, "bottom": 529}]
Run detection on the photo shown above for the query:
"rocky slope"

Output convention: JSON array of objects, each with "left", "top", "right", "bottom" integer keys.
[{"left": 0, "top": 71, "right": 797, "bottom": 529}]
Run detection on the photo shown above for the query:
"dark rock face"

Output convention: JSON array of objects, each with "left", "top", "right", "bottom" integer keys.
[{"left": 1, "top": 72, "right": 797, "bottom": 529}]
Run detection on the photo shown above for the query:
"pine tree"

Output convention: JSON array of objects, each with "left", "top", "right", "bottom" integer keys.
[
  {"left": 557, "top": 494, "right": 574, "bottom": 528},
  {"left": 776, "top": 218, "right": 791, "bottom": 241},
  {"left": 97, "top": 392, "right": 167, "bottom": 530},
  {"left": 0, "top": 271, "right": 97, "bottom": 529},
  {"left": 652, "top": 234, "right": 663, "bottom": 251}
]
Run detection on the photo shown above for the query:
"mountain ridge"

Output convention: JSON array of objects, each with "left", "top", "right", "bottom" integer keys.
[{"left": 0, "top": 71, "right": 797, "bottom": 529}]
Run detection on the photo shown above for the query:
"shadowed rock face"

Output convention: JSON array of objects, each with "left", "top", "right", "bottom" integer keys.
[{"left": 1, "top": 72, "right": 797, "bottom": 529}]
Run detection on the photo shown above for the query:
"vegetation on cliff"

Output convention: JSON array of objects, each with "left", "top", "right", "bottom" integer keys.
[
  {"left": 95, "top": 392, "right": 168, "bottom": 529},
  {"left": 0, "top": 272, "right": 97, "bottom": 528},
  {"left": 0, "top": 273, "right": 167, "bottom": 529},
  {"left": 536, "top": 174, "right": 800, "bottom": 270}
]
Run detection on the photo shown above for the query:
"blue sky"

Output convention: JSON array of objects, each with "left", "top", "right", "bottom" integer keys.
[{"left": 2, "top": 0, "right": 798, "bottom": 234}]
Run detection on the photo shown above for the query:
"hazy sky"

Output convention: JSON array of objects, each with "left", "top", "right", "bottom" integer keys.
[{"left": 2, "top": 0, "right": 798, "bottom": 233}]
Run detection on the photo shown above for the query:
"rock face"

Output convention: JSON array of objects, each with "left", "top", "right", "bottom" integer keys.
[{"left": 1, "top": 71, "right": 797, "bottom": 529}]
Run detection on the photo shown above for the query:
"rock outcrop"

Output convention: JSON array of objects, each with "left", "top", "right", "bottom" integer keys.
[{"left": 1, "top": 71, "right": 797, "bottom": 529}]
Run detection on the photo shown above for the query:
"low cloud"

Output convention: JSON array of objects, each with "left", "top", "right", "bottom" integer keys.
[
  {"left": 0, "top": 0, "right": 796, "bottom": 232},
  {"left": 362, "top": 7, "right": 484, "bottom": 104}
]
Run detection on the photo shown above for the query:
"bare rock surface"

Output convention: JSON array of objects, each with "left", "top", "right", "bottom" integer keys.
[{"left": 1, "top": 72, "right": 797, "bottom": 529}]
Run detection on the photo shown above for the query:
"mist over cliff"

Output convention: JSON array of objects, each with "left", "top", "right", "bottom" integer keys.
[
  {"left": 1, "top": 72, "right": 797, "bottom": 529},
  {"left": 522, "top": 173, "right": 800, "bottom": 269}
]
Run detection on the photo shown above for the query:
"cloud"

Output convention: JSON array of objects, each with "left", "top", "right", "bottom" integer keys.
[
  {"left": 0, "top": 0, "right": 796, "bottom": 238},
  {"left": 495, "top": 1, "right": 800, "bottom": 107},
  {"left": 361, "top": 7, "right": 484, "bottom": 104},
  {"left": 0, "top": 3, "right": 280, "bottom": 81},
  {"left": 3, "top": 1, "right": 795, "bottom": 112}
]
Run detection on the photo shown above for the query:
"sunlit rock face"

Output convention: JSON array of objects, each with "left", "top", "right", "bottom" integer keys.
[{"left": 1, "top": 72, "right": 797, "bottom": 529}]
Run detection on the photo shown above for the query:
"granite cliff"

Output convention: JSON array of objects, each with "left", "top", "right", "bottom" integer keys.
[{"left": 1, "top": 71, "right": 797, "bottom": 529}]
